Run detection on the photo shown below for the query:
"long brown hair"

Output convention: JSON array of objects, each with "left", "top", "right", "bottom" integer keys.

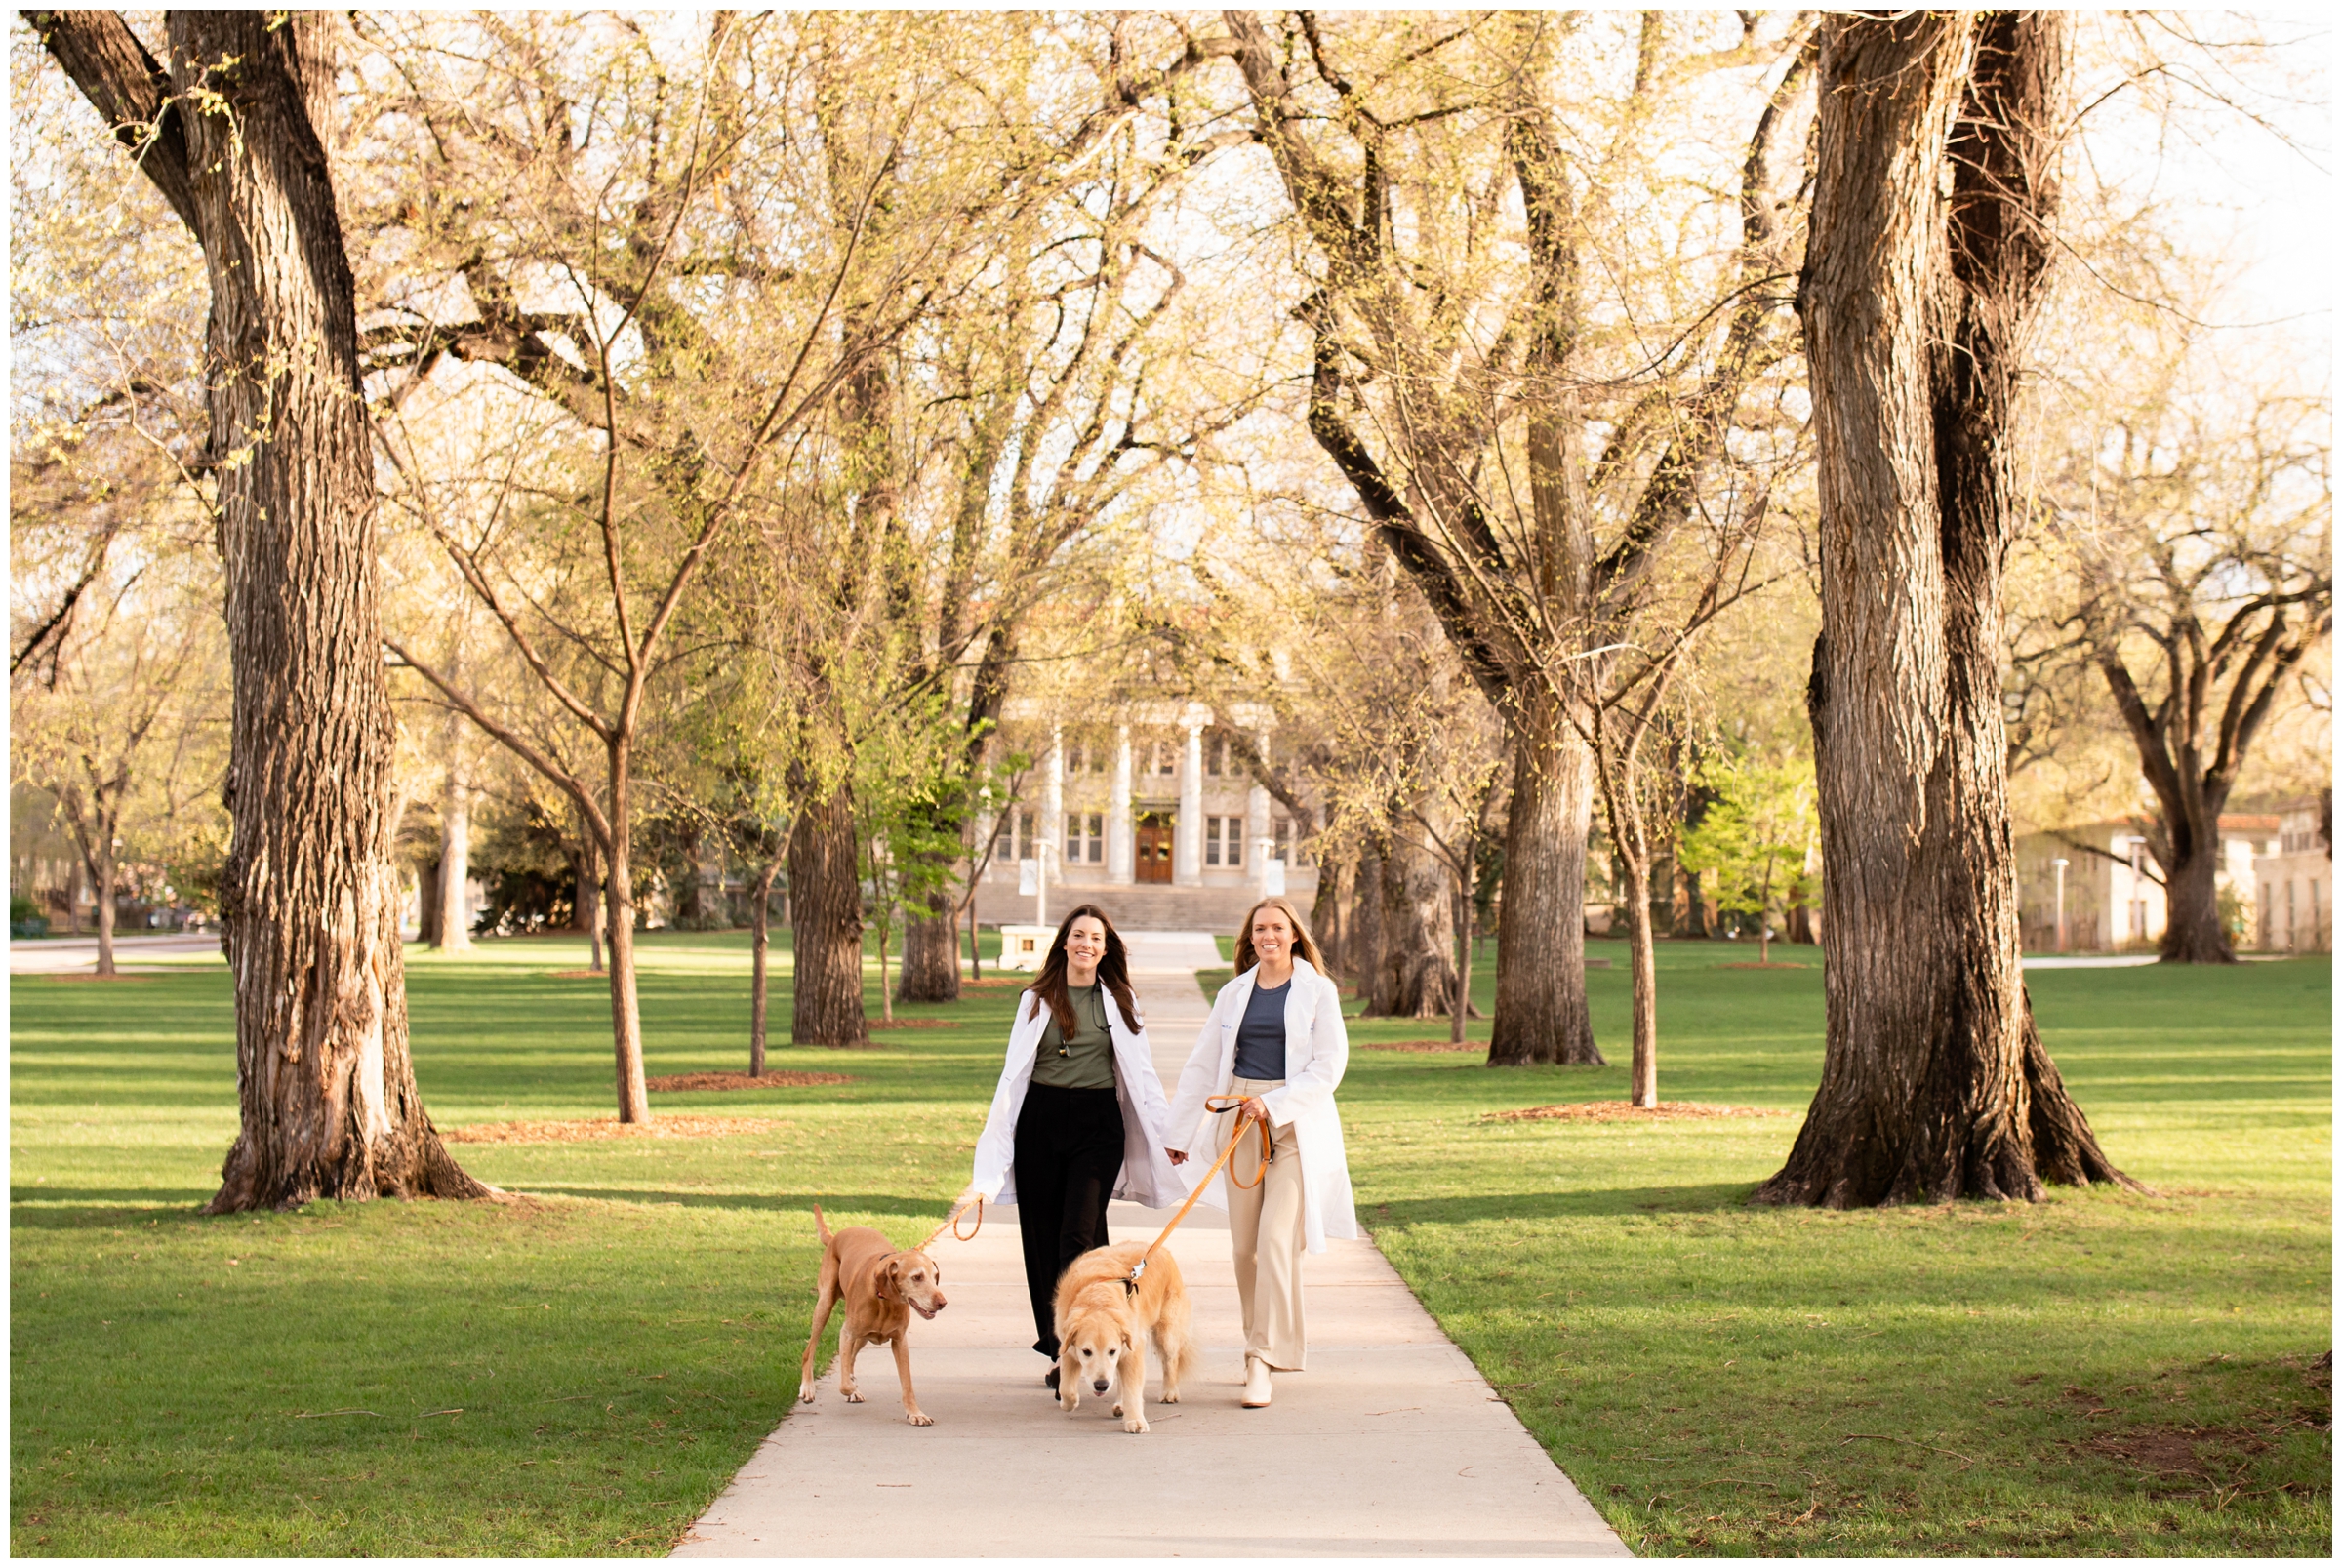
[
  {"left": 1232, "top": 896, "right": 1327, "bottom": 976},
  {"left": 1025, "top": 904, "right": 1143, "bottom": 1032}
]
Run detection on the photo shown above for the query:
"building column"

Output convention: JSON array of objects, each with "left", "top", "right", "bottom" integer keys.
[
  {"left": 1109, "top": 724, "right": 1135, "bottom": 884},
  {"left": 1039, "top": 724, "right": 1064, "bottom": 926},
  {"left": 1247, "top": 724, "right": 1274, "bottom": 891},
  {"left": 1175, "top": 720, "right": 1205, "bottom": 885}
]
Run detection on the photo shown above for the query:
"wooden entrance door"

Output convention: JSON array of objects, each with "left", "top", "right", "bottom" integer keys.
[{"left": 1136, "top": 822, "right": 1174, "bottom": 884}]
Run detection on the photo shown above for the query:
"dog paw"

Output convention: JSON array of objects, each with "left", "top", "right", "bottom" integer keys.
[
  {"left": 1122, "top": 1417, "right": 1151, "bottom": 1434},
  {"left": 1057, "top": 1395, "right": 1078, "bottom": 1415},
  {"left": 906, "top": 1411, "right": 934, "bottom": 1427},
  {"left": 842, "top": 1388, "right": 864, "bottom": 1403},
  {"left": 797, "top": 1386, "right": 815, "bottom": 1404},
  {"left": 1160, "top": 1390, "right": 1181, "bottom": 1404}
]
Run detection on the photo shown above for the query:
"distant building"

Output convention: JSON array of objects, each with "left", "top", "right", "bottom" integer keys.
[
  {"left": 974, "top": 700, "right": 1320, "bottom": 933},
  {"left": 2253, "top": 799, "right": 2331, "bottom": 953},
  {"left": 2016, "top": 815, "right": 2279, "bottom": 952}
]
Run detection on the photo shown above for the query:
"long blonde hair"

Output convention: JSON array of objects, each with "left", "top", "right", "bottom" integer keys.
[{"left": 1232, "top": 896, "right": 1327, "bottom": 976}]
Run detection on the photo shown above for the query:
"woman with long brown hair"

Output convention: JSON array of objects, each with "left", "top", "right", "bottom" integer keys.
[
  {"left": 1162, "top": 895, "right": 1355, "bottom": 1408},
  {"left": 968, "top": 904, "right": 1178, "bottom": 1388}
]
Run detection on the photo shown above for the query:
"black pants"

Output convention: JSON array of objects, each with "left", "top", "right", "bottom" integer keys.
[{"left": 1014, "top": 1082, "right": 1124, "bottom": 1357}]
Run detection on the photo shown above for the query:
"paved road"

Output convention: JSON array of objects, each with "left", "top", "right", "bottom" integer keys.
[{"left": 674, "top": 934, "right": 1626, "bottom": 1558}]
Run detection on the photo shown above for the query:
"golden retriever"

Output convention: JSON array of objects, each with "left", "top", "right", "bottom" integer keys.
[
  {"left": 797, "top": 1204, "right": 949, "bottom": 1426},
  {"left": 1052, "top": 1239, "right": 1196, "bottom": 1434}
]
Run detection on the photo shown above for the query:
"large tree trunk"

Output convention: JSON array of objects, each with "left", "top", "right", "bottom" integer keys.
[
  {"left": 1365, "top": 826, "right": 1457, "bottom": 1019},
  {"left": 788, "top": 777, "right": 868, "bottom": 1047},
  {"left": 899, "top": 903, "right": 961, "bottom": 1002},
  {"left": 30, "top": 11, "right": 488, "bottom": 1207},
  {"left": 1755, "top": 11, "right": 2128, "bottom": 1208},
  {"left": 2157, "top": 812, "right": 2237, "bottom": 963},
  {"left": 1488, "top": 695, "right": 1603, "bottom": 1065}
]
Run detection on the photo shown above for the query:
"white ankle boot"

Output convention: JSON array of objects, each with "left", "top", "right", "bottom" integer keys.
[{"left": 1241, "top": 1355, "right": 1272, "bottom": 1408}]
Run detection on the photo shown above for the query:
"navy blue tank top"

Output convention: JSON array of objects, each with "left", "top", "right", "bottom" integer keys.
[{"left": 1231, "top": 976, "right": 1290, "bottom": 1080}]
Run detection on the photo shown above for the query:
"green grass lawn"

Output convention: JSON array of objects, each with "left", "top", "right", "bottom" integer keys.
[{"left": 11, "top": 932, "right": 2331, "bottom": 1555}]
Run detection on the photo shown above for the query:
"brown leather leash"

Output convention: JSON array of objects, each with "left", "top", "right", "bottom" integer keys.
[{"left": 1121, "top": 1094, "right": 1272, "bottom": 1296}]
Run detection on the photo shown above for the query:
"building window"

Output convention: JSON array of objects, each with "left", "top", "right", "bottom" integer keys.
[
  {"left": 1066, "top": 812, "right": 1104, "bottom": 864},
  {"left": 993, "top": 809, "right": 1033, "bottom": 864},
  {"left": 1272, "top": 815, "right": 1312, "bottom": 867},
  {"left": 1206, "top": 816, "right": 1244, "bottom": 867}
]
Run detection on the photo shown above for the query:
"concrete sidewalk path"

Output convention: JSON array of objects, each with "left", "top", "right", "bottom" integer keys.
[
  {"left": 674, "top": 943, "right": 1626, "bottom": 1559},
  {"left": 8, "top": 932, "right": 223, "bottom": 973}
]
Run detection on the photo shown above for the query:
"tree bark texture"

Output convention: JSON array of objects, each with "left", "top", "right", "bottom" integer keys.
[
  {"left": 1364, "top": 829, "right": 1457, "bottom": 1020},
  {"left": 1756, "top": 11, "right": 2129, "bottom": 1207},
  {"left": 416, "top": 859, "right": 443, "bottom": 946},
  {"left": 2157, "top": 846, "right": 2231, "bottom": 963},
  {"left": 788, "top": 777, "right": 868, "bottom": 1047},
  {"left": 899, "top": 905, "right": 961, "bottom": 1002},
  {"left": 32, "top": 11, "right": 487, "bottom": 1208},
  {"left": 1488, "top": 696, "right": 1603, "bottom": 1065}
]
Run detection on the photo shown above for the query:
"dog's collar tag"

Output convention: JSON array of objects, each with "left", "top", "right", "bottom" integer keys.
[{"left": 1122, "top": 1255, "right": 1148, "bottom": 1296}]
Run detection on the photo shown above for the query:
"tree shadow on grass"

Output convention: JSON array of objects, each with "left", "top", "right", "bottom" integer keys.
[
  {"left": 11, "top": 1187, "right": 220, "bottom": 1223},
  {"left": 1368, "top": 1182, "right": 1760, "bottom": 1226},
  {"left": 505, "top": 1186, "right": 956, "bottom": 1217}
]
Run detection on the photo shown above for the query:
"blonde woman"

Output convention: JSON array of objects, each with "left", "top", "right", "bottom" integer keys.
[{"left": 1162, "top": 896, "right": 1355, "bottom": 1408}]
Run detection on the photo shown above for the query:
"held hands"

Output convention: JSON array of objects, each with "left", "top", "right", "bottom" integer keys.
[{"left": 1165, "top": 1096, "right": 1269, "bottom": 1166}]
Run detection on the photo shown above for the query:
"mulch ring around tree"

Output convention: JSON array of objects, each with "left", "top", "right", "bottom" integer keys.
[
  {"left": 866, "top": 1018, "right": 962, "bottom": 1028},
  {"left": 444, "top": 1114, "right": 811, "bottom": 1145},
  {"left": 644, "top": 1071, "right": 855, "bottom": 1093},
  {"left": 1484, "top": 1101, "right": 1785, "bottom": 1123},
  {"left": 1358, "top": 1039, "right": 1482, "bottom": 1052}
]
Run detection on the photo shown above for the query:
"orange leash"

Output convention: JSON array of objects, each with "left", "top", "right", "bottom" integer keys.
[
  {"left": 1122, "top": 1095, "right": 1272, "bottom": 1295},
  {"left": 921, "top": 1193, "right": 985, "bottom": 1250}
]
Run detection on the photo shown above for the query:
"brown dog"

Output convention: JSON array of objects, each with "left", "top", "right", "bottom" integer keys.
[
  {"left": 797, "top": 1205, "right": 949, "bottom": 1426},
  {"left": 1053, "top": 1239, "right": 1196, "bottom": 1434}
]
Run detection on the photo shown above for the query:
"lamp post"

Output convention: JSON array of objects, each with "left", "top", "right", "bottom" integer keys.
[{"left": 2052, "top": 857, "right": 2069, "bottom": 952}]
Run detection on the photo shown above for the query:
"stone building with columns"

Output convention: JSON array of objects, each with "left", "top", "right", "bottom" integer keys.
[{"left": 972, "top": 699, "right": 1319, "bottom": 934}]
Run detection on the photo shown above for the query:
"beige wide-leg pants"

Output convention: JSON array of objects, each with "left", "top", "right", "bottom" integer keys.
[{"left": 1223, "top": 1074, "right": 1307, "bottom": 1371}]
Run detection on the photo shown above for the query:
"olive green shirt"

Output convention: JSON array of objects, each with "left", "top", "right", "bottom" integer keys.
[{"left": 1030, "top": 983, "right": 1117, "bottom": 1090}]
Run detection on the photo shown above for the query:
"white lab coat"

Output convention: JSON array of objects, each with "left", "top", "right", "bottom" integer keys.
[
  {"left": 969, "top": 985, "right": 1181, "bottom": 1209},
  {"left": 1163, "top": 956, "right": 1358, "bottom": 1252}
]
